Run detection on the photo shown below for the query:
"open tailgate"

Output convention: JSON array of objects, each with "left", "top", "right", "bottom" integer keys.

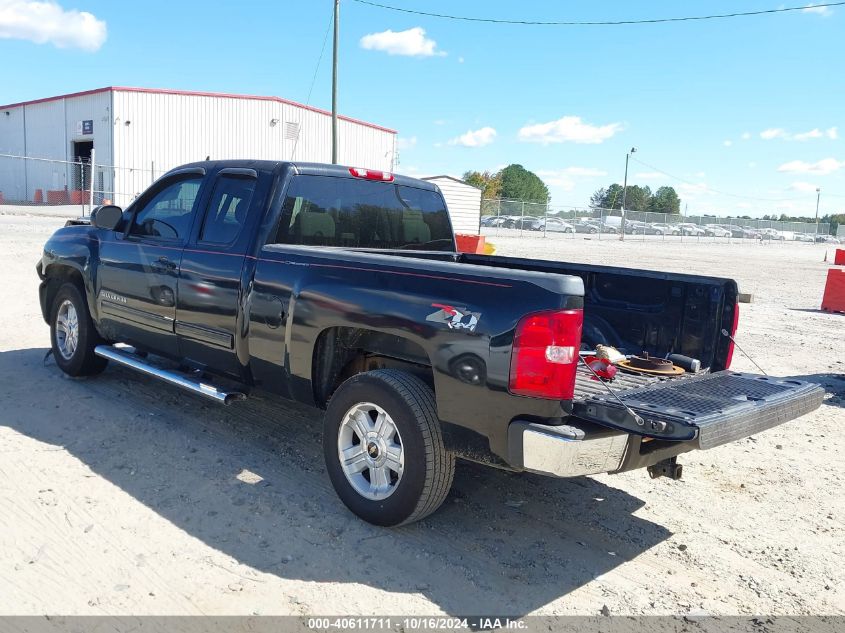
[{"left": 573, "top": 372, "right": 824, "bottom": 449}]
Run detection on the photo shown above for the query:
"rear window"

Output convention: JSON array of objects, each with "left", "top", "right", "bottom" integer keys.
[{"left": 273, "top": 175, "right": 454, "bottom": 251}]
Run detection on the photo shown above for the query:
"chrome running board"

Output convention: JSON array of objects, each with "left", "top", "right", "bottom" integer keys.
[{"left": 94, "top": 345, "right": 246, "bottom": 405}]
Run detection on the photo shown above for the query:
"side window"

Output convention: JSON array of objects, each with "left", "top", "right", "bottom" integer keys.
[
  {"left": 199, "top": 176, "right": 257, "bottom": 244},
  {"left": 129, "top": 177, "right": 203, "bottom": 240}
]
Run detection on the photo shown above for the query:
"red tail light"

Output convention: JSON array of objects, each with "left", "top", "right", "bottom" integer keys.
[
  {"left": 509, "top": 309, "right": 583, "bottom": 400},
  {"left": 724, "top": 302, "right": 740, "bottom": 369},
  {"left": 349, "top": 167, "right": 394, "bottom": 182}
]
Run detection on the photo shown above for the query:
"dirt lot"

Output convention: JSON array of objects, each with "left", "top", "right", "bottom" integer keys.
[{"left": 1, "top": 213, "right": 843, "bottom": 616}]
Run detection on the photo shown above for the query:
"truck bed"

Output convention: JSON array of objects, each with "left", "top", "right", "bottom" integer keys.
[{"left": 573, "top": 364, "right": 697, "bottom": 400}]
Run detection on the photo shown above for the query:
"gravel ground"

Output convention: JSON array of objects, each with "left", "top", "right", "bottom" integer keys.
[{"left": 0, "top": 214, "right": 843, "bottom": 617}]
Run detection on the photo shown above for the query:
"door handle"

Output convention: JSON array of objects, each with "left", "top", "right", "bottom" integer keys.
[{"left": 153, "top": 256, "right": 177, "bottom": 272}]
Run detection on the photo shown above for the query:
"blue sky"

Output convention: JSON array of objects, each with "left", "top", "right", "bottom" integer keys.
[{"left": 2, "top": 0, "right": 843, "bottom": 217}]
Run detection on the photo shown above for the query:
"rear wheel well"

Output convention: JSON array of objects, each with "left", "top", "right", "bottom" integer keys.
[{"left": 313, "top": 327, "right": 434, "bottom": 409}]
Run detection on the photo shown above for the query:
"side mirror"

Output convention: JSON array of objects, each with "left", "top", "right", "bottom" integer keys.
[{"left": 92, "top": 205, "right": 124, "bottom": 231}]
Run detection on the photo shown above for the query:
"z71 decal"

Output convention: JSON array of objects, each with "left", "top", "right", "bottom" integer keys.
[{"left": 426, "top": 303, "right": 481, "bottom": 332}]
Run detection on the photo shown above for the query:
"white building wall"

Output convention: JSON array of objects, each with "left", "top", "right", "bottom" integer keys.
[
  {"left": 18, "top": 100, "right": 69, "bottom": 199},
  {"left": 423, "top": 176, "right": 482, "bottom": 234},
  {"left": 0, "top": 91, "right": 111, "bottom": 201},
  {"left": 0, "top": 106, "right": 27, "bottom": 202},
  {"left": 0, "top": 88, "right": 396, "bottom": 206},
  {"left": 111, "top": 90, "right": 396, "bottom": 206}
]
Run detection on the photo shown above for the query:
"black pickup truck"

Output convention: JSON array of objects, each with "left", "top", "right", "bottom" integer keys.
[{"left": 37, "top": 161, "right": 823, "bottom": 526}]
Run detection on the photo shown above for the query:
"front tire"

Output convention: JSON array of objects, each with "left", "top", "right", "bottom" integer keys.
[
  {"left": 323, "top": 370, "right": 455, "bottom": 526},
  {"left": 50, "top": 282, "right": 108, "bottom": 377}
]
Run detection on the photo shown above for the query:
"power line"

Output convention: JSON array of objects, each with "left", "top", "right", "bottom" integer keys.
[
  {"left": 351, "top": 0, "right": 845, "bottom": 26},
  {"left": 292, "top": 5, "right": 334, "bottom": 160},
  {"left": 630, "top": 157, "right": 813, "bottom": 203}
]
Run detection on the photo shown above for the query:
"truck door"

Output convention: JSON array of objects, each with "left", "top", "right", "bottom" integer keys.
[
  {"left": 175, "top": 168, "right": 261, "bottom": 379},
  {"left": 96, "top": 171, "right": 205, "bottom": 354}
]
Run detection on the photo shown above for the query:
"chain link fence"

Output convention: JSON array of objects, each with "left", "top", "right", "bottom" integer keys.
[
  {"left": 480, "top": 198, "right": 834, "bottom": 244},
  {"left": 0, "top": 153, "right": 158, "bottom": 215}
]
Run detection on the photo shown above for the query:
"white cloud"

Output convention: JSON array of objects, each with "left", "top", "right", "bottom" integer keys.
[
  {"left": 777, "top": 158, "right": 845, "bottom": 175},
  {"left": 793, "top": 128, "right": 824, "bottom": 141},
  {"left": 678, "top": 183, "right": 711, "bottom": 199},
  {"left": 790, "top": 181, "right": 821, "bottom": 193},
  {"left": 448, "top": 126, "right": 496, "bottom": 147},
  {"left": 359, "top": 27, "right": 445, "bottom": 57},
  {"left": 536, "top": 167, "right": 607, "bottom": 191},
  {"left": 0, "top": 0, "right": 107, "bottom": 51},
  {"left": 723, "top": 140, "right": 733, "bottom": 147},
  {"left": 802, "top": 3, "right": 833, "bottom": 16},
  {"left": 760, "top": 126, "right": 838, "bottom": 141},
  {"left": 396, "top": 136, "right": 417, "bottom": 150},
  {"left": 741, "top": 132, "right": 752, "bottom": 140},
  {"left": 518, "top": 116, "right": 623, "bottom": 145},
  {"left": 457, "top": 56, "right": 464, "bottom": 63},
  {"left": 761, "top": 128, "right": 788, "bottom": 140}
]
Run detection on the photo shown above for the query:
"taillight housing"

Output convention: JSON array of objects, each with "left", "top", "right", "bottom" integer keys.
[
  {"left": 349, "top": 167, "right": 394, "bottom": 182},
  {"left": 724, "top": 302, "right": 740, "bottom": 369},
  {"left": 509, "top": 309, "right": 583, "bottom": 400}
]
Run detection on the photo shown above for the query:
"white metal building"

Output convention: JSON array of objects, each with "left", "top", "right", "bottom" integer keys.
[
  {"left": 422, "top": 175, "right": 482, "bottom": 234},
  {"left": 0, "top": 86, "right": 397, "bottom": 206}
]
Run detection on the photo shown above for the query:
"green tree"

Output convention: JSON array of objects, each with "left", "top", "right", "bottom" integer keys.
[
  {"left": 591, "top": 183, "right": 624, "bottom": 210},
  {"left": 649, "top": 186, "right": 681, "bottom": 214},
  {"left": 462, "top": 170, "right": 502, "bottom": 199},
  {"left": 498, "top": 164, "right": 550, "bottom": 204},
  {"left": 590, "top": 183, "right": 654, "bottom": 211}
]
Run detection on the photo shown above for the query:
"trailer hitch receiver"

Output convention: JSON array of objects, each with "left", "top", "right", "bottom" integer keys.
[{"left": 648, "top": 456, "right": 683, "bottom": 480}]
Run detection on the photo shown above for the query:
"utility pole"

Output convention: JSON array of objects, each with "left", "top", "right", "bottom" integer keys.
[
  {"left": 331, "top": 0, "right": 339, "bottom": 164},
  {"left": 815, "top": 187, "right": 821, "bottom": 236},
  {"left": 620, "top": 147, "right": 636, "bottom": 241}
]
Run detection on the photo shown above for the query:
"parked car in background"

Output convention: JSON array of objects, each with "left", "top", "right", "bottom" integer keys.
[
  {"left": 723, "top": 225, "right": 759, "bottom": 239},
  {"left": 480, "top": 216, "right": 506, "bottom": 227},
  {"left": 573, "top": 220, "right": 600, "bottom": 234},
  {"left": 592, "top": 221, "right": 619, "bottom": 234},
  {"left": 760, "top": 228, "right": 786, "bottom": 241},
  {"left": 815, "top": 235, "right": 841, "bottom": 244},
  {"left": 626, "top": 221, "right": 649, "bottom": 234},
  {"left": 505, "top": 215, "right": 541, "bottom": 230},
  {"left": 793, "top": 232, "right": 815, "bottom": 242},
  {"left": 678, "top": 223, "right": 706, "bottom": 236},
  {"left": 531, "top": 217, "right": 575, "bottom": 233},
  {"left": 648, "top": 223, "right": 681, "bottom": 236},
  {"left": 704, "top": 224, "right": 732, "bottom": 237}
]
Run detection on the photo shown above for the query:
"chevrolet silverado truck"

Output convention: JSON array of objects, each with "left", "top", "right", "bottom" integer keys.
[{"left": 37, "top": 161, "right": 824, "bottom": 526}]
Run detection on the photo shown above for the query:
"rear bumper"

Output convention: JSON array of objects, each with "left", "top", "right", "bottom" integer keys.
[
  {"left": 508, "top": 373, "right": 825, "bottom": 477},
  {"left": 507, "top": 420, "right": 697, "bottom": 477}
]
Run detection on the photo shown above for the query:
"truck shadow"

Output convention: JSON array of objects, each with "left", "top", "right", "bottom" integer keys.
[
  {"left": 1, "top": 347, "right": 671, "bottom": 617},
  {"left": 787, "top": 372, "right": 845, "bottom": 409}
]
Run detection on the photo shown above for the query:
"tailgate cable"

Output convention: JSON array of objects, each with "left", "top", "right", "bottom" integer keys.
[
  {"left": 578, "top": 356, "right": 646, "bottom": 427},
  {"left": 721, "top": 329, "right": 768, "bottom": 376}
]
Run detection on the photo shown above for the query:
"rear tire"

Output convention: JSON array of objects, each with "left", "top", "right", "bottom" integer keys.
[
  {"left": 50, "top": 282, "right": 108, "bottom": 377},
  {"left": 323, "top": 370, "right": 455, "bottom": 526}
]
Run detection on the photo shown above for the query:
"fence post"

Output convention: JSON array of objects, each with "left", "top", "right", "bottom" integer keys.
[
  {"left": 151, "top": 161, "right": 156, "bottom": 186},
  {"left": 88, "top": 148, "right": 96, "bottom": 213},
  {"left": 520, "top": 201, "right": 525, "bottom": 237}
]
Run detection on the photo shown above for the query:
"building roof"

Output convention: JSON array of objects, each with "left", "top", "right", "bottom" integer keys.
[
  {"left": 0, "top": 86, "right": 397, "bottom": 134},
  {"left": 421, "top": 175, "right": 482, "bottom": 190}
]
